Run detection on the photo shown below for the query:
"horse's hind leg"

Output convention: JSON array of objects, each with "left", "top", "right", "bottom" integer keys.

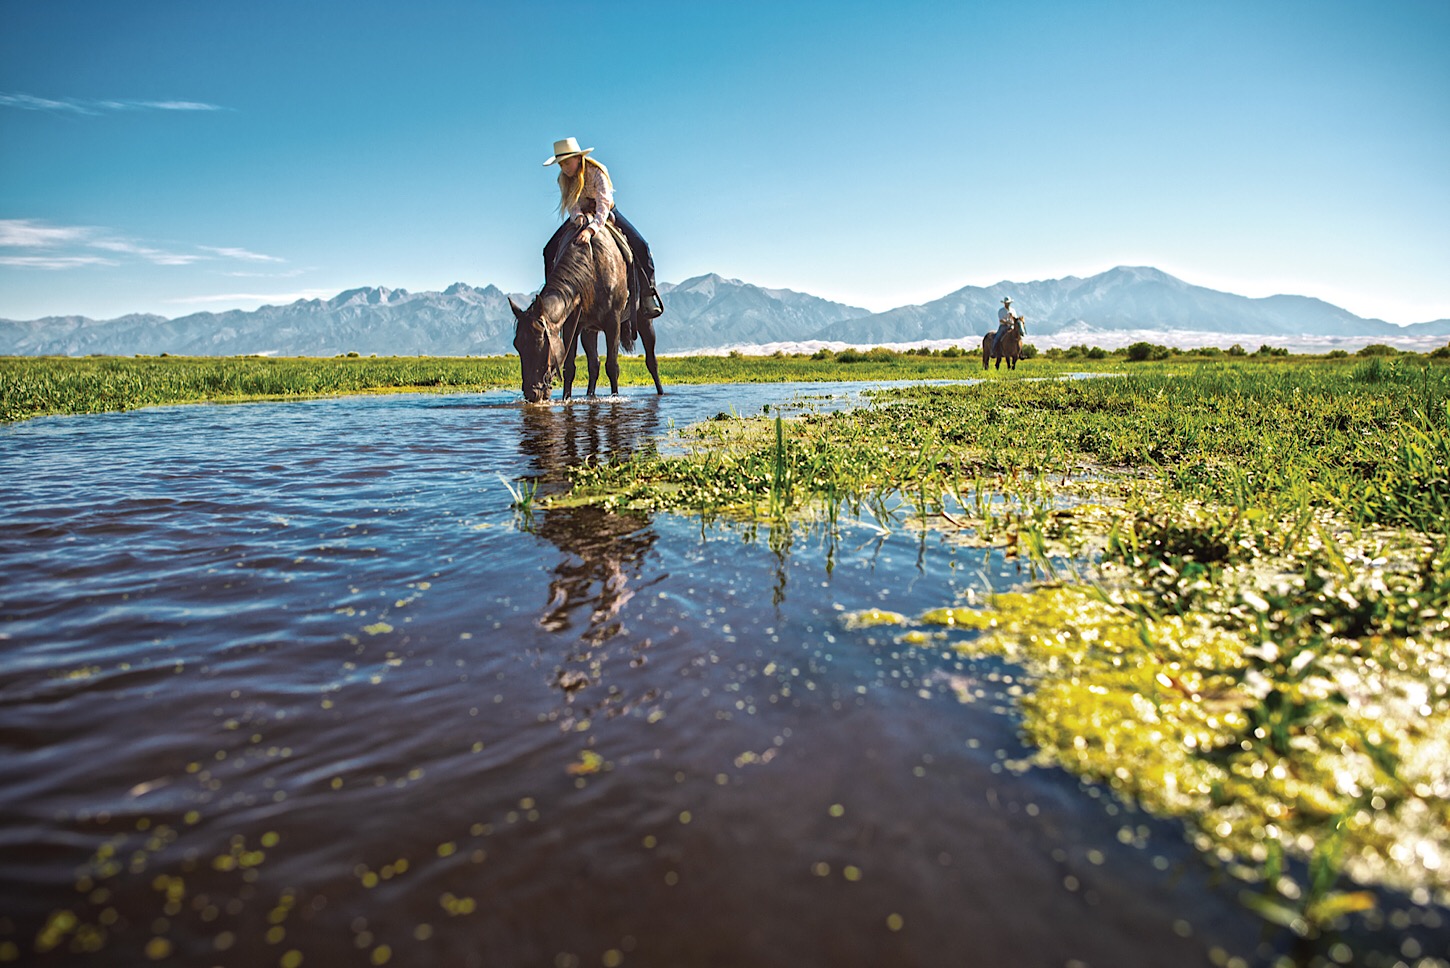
[{"left": 641, "top": 318, "right": 663, "bottom": 394}]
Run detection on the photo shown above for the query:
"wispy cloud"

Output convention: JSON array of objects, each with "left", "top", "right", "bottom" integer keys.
[
  {"left": 0, "top": 219, "right": 283, "bottom": 269},
  {"left": 199, "top": 246, "right": 285, "bottom": 263},
  {"left": 89, "top": 238, "right": 205, "bottom": 265},
  {"left": 0, "top": 92, "right": 227, "bottom": 115},
  {"left": 0, "top": 255, "right": 119, "bottom": 269},
  {"left": 0, "top": 219, "right": 91, "bottom": 247}
]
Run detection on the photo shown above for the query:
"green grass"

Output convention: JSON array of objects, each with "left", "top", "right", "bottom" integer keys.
[{"left": 569, "top": 357, "right": 1450, "bottom": 534}]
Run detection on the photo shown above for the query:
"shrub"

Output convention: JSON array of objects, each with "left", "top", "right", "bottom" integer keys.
[
  {"left": 1086, "top": 346, "right": 1109, "bottom": 360},
  {"left": 1126, "top": 342, "right": 1171, "bottom": 362},
  {"left": 1227, "top": 344, "right": 1247, "bottom": 357},
  {"left": 811, "top": 348, "right": 835, "bottom": 360},
  {"left": 1255, "top": 344, "right": 1288, "bottom": 357},
  {"left": 836, "top": 347, "right": 898, "bottom": 364},
  {"left": 941, "top": 345, "right": 965, "bottom": 358},
  {"left": 1327, "top": 349, "right": 1350, "bottom": 359},
  {"left": 1429, "top": 344, "right": 1450, "bottom": 360},
  {"left": 1357, "top": 343, "right": 1398, "bottom": 357},
  {"left": 1020, "top": 343, "right": 1039, "bottom": 359}
]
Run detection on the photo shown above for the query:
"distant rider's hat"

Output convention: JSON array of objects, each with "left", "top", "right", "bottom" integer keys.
[
  {"left": 1002, "top": 297, "right": 1012, "bottom": 305},
  {"left": 543, "top": 137, "right": 594, "bottom": 166}
]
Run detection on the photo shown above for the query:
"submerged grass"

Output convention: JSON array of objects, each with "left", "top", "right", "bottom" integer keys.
[{"left": 562, "top": 357, "right": 1450, "bottom": 950}]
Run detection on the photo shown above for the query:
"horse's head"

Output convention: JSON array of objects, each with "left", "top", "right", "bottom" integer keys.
[{"left": 511, "top": 296, "right": 565, "bottom": 404}]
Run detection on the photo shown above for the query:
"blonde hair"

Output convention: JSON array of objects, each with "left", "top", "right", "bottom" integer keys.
[{"left": 557, "top": 155, "right": 612, "bottom": 217}]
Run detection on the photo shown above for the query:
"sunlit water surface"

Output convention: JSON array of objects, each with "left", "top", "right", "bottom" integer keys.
[{"left": 0, "top": 383, "right": 1366, "bottom": 967}]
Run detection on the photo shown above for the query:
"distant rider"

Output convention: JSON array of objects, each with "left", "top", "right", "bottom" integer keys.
[{"left": 993, "top": 297, "right": 1023, "bottom": 354}]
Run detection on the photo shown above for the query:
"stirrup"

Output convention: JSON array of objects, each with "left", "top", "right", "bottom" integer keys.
[{"left": 644, "top": 289, "right": 664, "bottom": 319}]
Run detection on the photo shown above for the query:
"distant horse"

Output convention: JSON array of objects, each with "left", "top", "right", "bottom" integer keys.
[
  {"left": 982, "top": 317, "right": 1025, "bottom": 371},
  {"left": 511, "top": 215, "right": 663, "bottom": 404}
]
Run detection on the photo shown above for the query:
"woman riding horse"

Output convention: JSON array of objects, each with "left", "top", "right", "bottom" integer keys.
[{"left": 542, "top": 138, "right": 663, "bottom": 320}]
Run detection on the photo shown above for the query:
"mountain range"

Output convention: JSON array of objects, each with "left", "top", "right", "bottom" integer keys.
[{"left": 3, "top": 266, "right": 1447, "bottom": 357}]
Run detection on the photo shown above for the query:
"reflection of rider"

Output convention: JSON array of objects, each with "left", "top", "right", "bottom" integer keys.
[
  {"left": 541, "top": 137, "right": 664, "bottom": 319},
  {"left": 993, "top": 296, "right": 1022, "bottom": 353}
]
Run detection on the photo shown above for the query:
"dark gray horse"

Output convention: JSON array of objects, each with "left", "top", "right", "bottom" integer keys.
[{"left": 511, "top": 216, "right": 663, "bottom": 403}]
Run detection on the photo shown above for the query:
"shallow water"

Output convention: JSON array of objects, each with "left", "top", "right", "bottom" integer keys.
[{"left": 0, "top": 383, "right": 1365, "bottom": 966}]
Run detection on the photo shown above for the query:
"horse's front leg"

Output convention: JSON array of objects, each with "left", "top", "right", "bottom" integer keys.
[
  {"left": 560, "top": 326, "right": 582, "bottom": 400},
  {"left": 584, "top": 331, "right": 601, "bottom": 397},
  {"left": 562, "top": 354, "right": 575, "bottom": 400}
]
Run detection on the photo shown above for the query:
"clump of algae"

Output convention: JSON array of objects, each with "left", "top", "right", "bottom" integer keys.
[{"left": 897, "top": 524, "right": 1450, "bottom": 932}]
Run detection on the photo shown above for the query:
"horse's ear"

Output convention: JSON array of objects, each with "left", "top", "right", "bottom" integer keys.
[{"left": 508, "top": 297, "right": 526, "bottom": 321}]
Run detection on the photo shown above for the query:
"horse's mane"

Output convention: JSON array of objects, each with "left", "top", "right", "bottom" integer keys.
[{"left": 542, "top": 232, "right": 598, "bottom": 317}]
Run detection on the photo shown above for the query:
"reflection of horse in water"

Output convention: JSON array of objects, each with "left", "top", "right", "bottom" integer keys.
[{"left": 515, "top": 402, "right": 663, "bottom": 723}]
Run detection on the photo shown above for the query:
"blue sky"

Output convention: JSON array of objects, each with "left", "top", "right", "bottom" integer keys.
[{"left": 2, "top": 0, "right": 1447, "bottom": 324}]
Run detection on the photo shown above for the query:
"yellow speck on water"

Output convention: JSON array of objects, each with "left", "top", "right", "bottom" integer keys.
[
  {"left": 567, "top": 750, "right": 604, "bottom": 776},
  {"left": 144, "top": 937, "right": 172, "bottom": 960},
  {"left": 0, "top": 941, "right": 19, "bottom": 963},
  {"left": 678, "top": 811, "right": 692, "bottom": 825},
  {"left": 362, "top": 622, "right": 393, "bottom": 636},
  {"left": 437, "top": 842, "right": 457, "bottom": 858},
  {"left": 886, "top": 913, "right": 904, "bottom": 932},
  {"left": 843, "top": 865, "right": 862, "bottom": 882},
  {"left": 280, "top": 950, "right": 303, "bottom": 968},
  {"left": 414, "top": 924, "right": 434, "bottom": 941},
  {"left": 603, "top": 949, "right": 624, "bottom": 967},
  {"left": 828, "top": 803, "right": 845, "bottom": 818},
  {"left": 370, "top": 944, "right": 392, "bottom": 965},
  {"left": 261, "top": 831, "right": 280, "bottom": 848}
]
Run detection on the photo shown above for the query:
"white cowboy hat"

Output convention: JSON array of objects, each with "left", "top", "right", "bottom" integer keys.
[
  {"left": 1002, "top": 297, "right": 1012, "bottom": 305},
  {"left": 543, "top": 137, "right": 594, "bottom": 166}
]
